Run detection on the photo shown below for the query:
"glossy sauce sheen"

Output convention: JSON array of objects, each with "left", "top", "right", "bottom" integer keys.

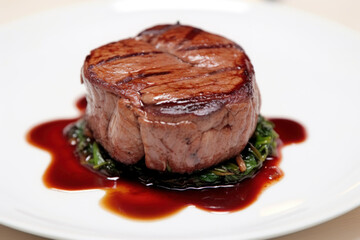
[{"left": 27, "top": 97, "right": 306, "bottom": 220}]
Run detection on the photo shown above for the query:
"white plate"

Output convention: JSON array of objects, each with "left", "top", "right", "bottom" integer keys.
[{"left": 1, "top": 0, "right": 360, "bottom": 239}]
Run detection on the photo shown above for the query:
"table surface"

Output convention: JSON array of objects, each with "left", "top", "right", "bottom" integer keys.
[{"left": 0, "top": 0, "right": 359, "bottom": 239}]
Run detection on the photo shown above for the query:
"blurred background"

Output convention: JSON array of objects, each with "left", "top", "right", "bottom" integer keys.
[
  {"left": 0, "top": 0, "right": 359, "bottom": 239},
  {"left": 1, "top": 0, "right": 360, "bottom": 32}
]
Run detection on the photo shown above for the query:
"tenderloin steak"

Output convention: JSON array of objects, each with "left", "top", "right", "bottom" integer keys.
[{"left": 82, "top": 23, "right": 261, "bottom": 173}]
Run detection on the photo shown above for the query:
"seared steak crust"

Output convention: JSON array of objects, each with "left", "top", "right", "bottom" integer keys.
[{"left": 82, "top": 24, "right": 260, "bottom": 173}]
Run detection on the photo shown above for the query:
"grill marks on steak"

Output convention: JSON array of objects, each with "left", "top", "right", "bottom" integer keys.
[
  {"left": 82, "top": 24, "right": 260, "bottom": 173},
  {"left": 94, "top": 51, "right": 164, "bottom": 67},
  {"left": 84, "top": 25, "right": 253, "bottom": 108}
]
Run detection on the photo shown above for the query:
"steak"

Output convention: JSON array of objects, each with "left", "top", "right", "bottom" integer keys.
[{"left": 82, "top": 23, "right": 261, "bottom": 173}]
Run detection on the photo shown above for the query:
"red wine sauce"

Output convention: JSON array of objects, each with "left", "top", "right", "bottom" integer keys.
[{"left": 26, "top": 97, "right": 306, "bottom": 220}]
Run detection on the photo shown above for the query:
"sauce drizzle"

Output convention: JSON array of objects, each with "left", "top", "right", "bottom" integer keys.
[{"left": 26, "top": 97, "right": 306, "bottom": 220}]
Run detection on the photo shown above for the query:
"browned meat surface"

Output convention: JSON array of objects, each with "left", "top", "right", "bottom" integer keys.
[{"left": 82, "top": 23, "right": 261, "bottom": 173}]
